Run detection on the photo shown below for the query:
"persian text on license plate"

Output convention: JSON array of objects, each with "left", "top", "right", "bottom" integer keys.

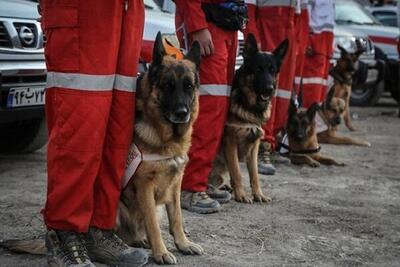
[{"left": 7, "top": 86, "right": 45, "bottom": 108}]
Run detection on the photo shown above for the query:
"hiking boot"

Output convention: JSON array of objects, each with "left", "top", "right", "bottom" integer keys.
[
  {"left": 181, "top": 191, "right": 221, "bottom": 214},
  {"left": 206, "top": 184, "right": 231, "bottom": 204},
  {"left": 270, "top": 152, "right": 291, "bottom": 164},
  {"left": 258, "top": 141, "right": 276, "bottom": 175},
  {"left": 46, "top": 230, "right": 94, "bottom": 267},
  {"left": 84, "top": 227, "right": 148, "bottom": 267}
]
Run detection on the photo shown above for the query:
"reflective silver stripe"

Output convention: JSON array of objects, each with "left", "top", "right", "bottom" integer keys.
[
  {"left": 310, "top": 23, "right": 334, "bottom": 33},
  {"left": 257, "top": 0, "right": 296, "bottom": 7},
  {"left": 46, "top": 72, "right": 114, "bottom": 91},
  {"left": 302, "top": 77, "right": 327, "bottom": 86},
  {"left": 199, "top": 84, "right": 231, "bottom": 96},
  {"left": 46, "top": 72, "right": 137, "bottom": 92},
  {"left": 295, "top": 76, "right": 302, "bottom": 85},
  {"left": 245, "top": 0, "right": 256, "bottom": 4},
  {"left": 114, "top": 74, "right": 137, "bottom": 92},
  {"left": 276, "top": 88, "right": 291, "bottom": 99}
]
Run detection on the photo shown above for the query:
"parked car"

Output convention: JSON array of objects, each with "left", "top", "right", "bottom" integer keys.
[
  {"left": 336, "top": 0, "right": 400, "bottom": 104},
  {"left": 0, "top": 0, "right": 178, "bottom": 153}
]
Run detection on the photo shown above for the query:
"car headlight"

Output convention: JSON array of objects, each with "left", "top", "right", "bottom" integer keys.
[{"left": 334, "top": 35, "right": 358, "bottom": 53}]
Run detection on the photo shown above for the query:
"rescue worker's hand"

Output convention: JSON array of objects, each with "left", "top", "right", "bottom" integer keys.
[{"left": 191, "top": 28, "right": 214, "bottom": 57}]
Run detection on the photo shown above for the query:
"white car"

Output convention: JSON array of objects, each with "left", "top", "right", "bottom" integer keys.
[{"left": 336, "top": 0, "right": 400, "bottom": 104}]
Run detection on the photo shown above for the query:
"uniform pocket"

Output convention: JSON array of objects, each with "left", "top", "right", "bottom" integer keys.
[{"left": 42, "top": 7, "right": 79, "bottom": 72}]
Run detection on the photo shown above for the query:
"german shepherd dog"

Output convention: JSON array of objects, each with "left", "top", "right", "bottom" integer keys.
[
  {"left": 286, "top": 98, "right": 345, "bottom": 167},
  {"left": 0, "top": 33, "right": 203, "bottom": 265},
  {"left": 116, "top": 33, "right": 204, "bottom": 264},
  {"left": 330, "top": 45, "right": 365, "bottom": 131},
  {"left": 209, "top": 34, "right": 289, "bottom": 204},
  {"left": 317, "top": 87, "right": 371, "bottom": 147}
]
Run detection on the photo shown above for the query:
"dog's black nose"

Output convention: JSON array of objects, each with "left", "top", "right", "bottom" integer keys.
[
  {"left": 335, "top": 117, "right": 341, "bottom": 125},
  {"left": 175, "top": 107, "right": 189, "bottom": 118}
]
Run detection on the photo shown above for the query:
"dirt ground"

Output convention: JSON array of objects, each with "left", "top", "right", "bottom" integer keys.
[{"left": 0, "top": 97, "right": 399, "bottom": 267}]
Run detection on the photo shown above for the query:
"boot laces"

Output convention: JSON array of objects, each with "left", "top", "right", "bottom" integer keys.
[{"left": 59, "top": 233, "right": 89, "bottom": 264}]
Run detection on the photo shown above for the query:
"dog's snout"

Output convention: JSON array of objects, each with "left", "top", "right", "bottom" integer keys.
[
  {"left": 335, "top": 116, "right": 341, "bottom": 125},
  {"left": 175, "top": 106, "right": 189, "bottom": 118}
]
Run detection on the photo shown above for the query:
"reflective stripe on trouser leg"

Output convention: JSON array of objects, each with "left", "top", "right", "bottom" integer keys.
[
  {"left": 91, "top": 0, "right": 144, "bottom": 229},
  {"left": 180, "top": 23, "right": 237, "bottom": 192},
  {"left": 319, "top": 32, "right": 334, "bottom": 102},
  {"left": 294, "top": 9, "right": 309, "bottom": 95},
  {"left": 43, "top": 0, "right": 144, "bottom": 232},
  {"left": 301, "top": 31, "right": 333, "bottom": 108},
  {"left": 258, "top": 7, "right": 296, "bottom": 148}
]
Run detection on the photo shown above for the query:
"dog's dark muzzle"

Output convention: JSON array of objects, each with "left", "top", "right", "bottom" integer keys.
[
  {"left": 167, "top": 106, "right": 191, "bottom": 124},
  {"left": 330, "top": 116, "right": 341, "bottom": 126},
  {"left": 259, "top": 86, "right": 274, "bottom": 103}
]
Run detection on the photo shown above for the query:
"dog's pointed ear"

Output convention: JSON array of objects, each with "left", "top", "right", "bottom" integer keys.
[
  {"left": 289, "top": 97, "right": 298, "bottom": 119},
  {"left": 185, "top": 41, "right": 201, "bottom": 69},
  {"left": 338, "top": 45, "right": 348, "bottom": 58},
  {"left": 244, "top": 33, "right": 258, "bottom": 59},
  {"left": 152, "top": 32, "right": 166, "bottom": 68},
  {"left": 307, "top": 102, "right": 320, "bottom": 121},
  {"left": 273, "top": 39, "right": 289, "bottom": 71}
]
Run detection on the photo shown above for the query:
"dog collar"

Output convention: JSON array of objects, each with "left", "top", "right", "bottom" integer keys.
[
  {"left": 225, "top": 122, "right": 261, "bottom": 129},
  {"left": 279, "top": 142, "right": 321, "bottom": 155}
]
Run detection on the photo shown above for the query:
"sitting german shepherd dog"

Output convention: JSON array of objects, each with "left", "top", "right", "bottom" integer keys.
[
  {"left": 209, "top": 34, "right": 288, "bottom": 204},
  {"left": 317, "top": 87, "right": 371, "bottom": 147},
  {"left": 330, "top": 45, "right": 365, "bottom": 131},
  {"left": 285, "top": 98, "right": 345, "bottom": 167},
  {"left": 0, "top": 33, "right": 203, "bottom": 265},
  {"left": 116, "top": 33, "right": 204, "bottom": 264}
]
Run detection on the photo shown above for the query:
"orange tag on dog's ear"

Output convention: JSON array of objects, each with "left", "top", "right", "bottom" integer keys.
[{"left": 163, "top": 38, "right": 184, "bottom": 60}]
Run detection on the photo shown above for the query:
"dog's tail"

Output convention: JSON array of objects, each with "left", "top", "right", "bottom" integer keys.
[{"left": 0, "top": 238, "right": 46, "bottom": 255}]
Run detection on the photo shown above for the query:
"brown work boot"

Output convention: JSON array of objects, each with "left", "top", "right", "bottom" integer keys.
[
  {"left": 83, "top": 227, "right": 148, "bottom": 267},
  {"left": 46, "top": 230, "right": 95, "bottom": 267},
  {"left": 181, "top": 191, "right": 221, "bottom": 214},
  {"left": 258, "top": 141, "right": 276, "bottom": 175}
]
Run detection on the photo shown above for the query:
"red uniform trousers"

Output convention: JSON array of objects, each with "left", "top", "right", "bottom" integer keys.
[
  {"left": 257, "top": 7, "right": 297, "bottom": 150},
  {"left": 294, "top": 9, "right": 309, "bottom": 95},
  {"left": 175, "top": 13, "right": 237, "bottom": 192},
  {"left": 301, "top": 31, "right": 334, "bottom": 108},
  {"left": 42, "top": 0, "right": 144, "bottom": 232}
]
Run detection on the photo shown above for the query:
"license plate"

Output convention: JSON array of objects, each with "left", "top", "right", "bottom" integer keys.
[{"left": 7, "top": 86, "right": 45, "bottom": 108}]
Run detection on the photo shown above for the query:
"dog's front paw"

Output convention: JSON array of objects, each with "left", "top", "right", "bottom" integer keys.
[
  {"left": 253, "top": 192, "right": 272, "bottom": 203},
  {"left": 235, "top": 193, "right": 253, "bottom": 204},
  {"left": 347, "top": 124, "right": 357, "bottom": 131},
  {"left": 176, "top": 241, "right": 204, "bottom": 255},
  {"left": 362, "top": 141, "right": 371, "bottom": 147},
  {"left": 309, "top": 161, "right": 320, "bottom": 168},
  {"left": 336, "top": 161, "right": 346, "bottom": 167},
  {"left": 154, "top": 250, "right": 177, "bottom": 265}
]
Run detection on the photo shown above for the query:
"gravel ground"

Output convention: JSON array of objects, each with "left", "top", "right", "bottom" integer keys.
[{"left": 0, "top": 98, "right": 399, "bottom": 267}]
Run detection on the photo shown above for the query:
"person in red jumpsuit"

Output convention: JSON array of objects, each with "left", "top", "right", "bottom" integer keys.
[
  {"left": 244, "top": 0, "right": 296, "bottom": 175},
  {"left": 41, "top": 0, "right": 148, "bottom": 266},
  {"left": 174, "top": 0, "right": 243, "bottom": 214},
  {"left": 301, "top": 0, "right": 335, "bottom": 108}
]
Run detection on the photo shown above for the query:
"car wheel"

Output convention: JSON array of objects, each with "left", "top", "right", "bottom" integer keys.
[
  {"left": 390, "top": 90, "right": 400, "bottom": 103},
  {"left": 0, "top": 118, "right": 47, "bottom": 153},
  {"left": 350, "top": 79, "right": 384, "bottom": 106}
]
